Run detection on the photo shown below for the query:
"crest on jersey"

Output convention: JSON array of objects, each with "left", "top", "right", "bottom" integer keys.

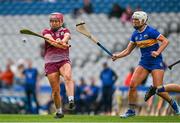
[
  {"left": 144, "top": 34, "right": 149, "bottom": 39},
  {"left": 60, "top": 31, "right": 64, "bottom": 36}
]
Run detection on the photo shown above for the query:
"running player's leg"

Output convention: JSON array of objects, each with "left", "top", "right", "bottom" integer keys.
[
  {"left": 145, "top": 84, "right": 180, "bottom": 99},
  {"left": 60, "top": 62, "right": 75, "bottom": 110},
  {"left": 47, "top": 72, "right": 64, "bottom": 118},
  {"left": 120, "top": 65, "right": 149, "bottom": 118},
  {"left": 152, "top": 70, "right": 180, "bottom": 115},
  {"left": 157, "top": 84, "right": 180, "bottom": 93}
]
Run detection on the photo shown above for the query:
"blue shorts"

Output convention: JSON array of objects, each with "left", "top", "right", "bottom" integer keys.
[{"left": 139, "top": 57, "right": 166, "bottom": 71}]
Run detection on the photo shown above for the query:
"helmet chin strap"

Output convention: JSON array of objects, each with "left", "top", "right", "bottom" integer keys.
[
  {"left": 133, "top": 22, "right": 145, "bottom": 30},
  {"left": 51, "top": 27, "right": 60, "bottom": 32},
  {"left": 51, "top": 23, "right": 63, "bottom": 32},
  {"left": 133, "top": 26, "right": 139, "bottom": 30}
]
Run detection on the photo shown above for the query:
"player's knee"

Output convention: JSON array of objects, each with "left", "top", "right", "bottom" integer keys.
[
  {"left": 52, "top": 90, "right": 60, "bottom": 97},
  {"left": 52, "top": 87, "right": 60, "bottom": 95},
  {"left": 129, "top": 80, "right": 137, "bottom": 91},
  {"left": 64, "top": 74, "right": 72, "bottom": 82}
]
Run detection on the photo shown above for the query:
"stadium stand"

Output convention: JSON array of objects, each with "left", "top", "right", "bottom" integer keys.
[{"left": 0, "top": 0, "right": 180, "bottom": 15}]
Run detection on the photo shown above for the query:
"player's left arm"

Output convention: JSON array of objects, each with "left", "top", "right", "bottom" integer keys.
[
  {"left": 151, "top": 34, "right": 169, "bottom": 57},
  {"left": 61, "top": 33, "right": 71, "bottom": 44},
  {"left": 56, "top": 28, "right": 71, "bottom": 44},
  {"left": 157, "top": 34, "right": 169, "bottom": 53}
]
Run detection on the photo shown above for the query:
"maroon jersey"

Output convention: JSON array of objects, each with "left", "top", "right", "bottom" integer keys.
[{"left": 42, "top": 27, "right": 70, "bottom": 63}]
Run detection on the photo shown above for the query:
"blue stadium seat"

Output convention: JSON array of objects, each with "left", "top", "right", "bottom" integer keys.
[{"left": 0, "top": 1, "right": 180, "bottom": 15}]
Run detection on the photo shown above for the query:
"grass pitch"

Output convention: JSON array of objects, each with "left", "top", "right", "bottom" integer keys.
[{"left": 0, "top": 114, "right": 179, "bottom": 122}]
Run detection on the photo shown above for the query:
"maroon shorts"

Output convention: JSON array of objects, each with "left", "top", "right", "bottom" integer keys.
[{"left": 45, "top": 60, "right": 71, "bottom": 75}]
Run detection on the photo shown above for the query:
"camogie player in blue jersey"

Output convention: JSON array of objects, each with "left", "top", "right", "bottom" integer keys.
[{"left": 112, "top": 11, "right": 180, "bottom": 118}]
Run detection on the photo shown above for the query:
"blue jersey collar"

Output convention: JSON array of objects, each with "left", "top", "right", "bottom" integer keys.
[{"left": 137, "top": 25, "right": 148, "bottom": 33}]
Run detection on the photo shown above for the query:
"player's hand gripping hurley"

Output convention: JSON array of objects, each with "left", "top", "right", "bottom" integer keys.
[{"left": 76, "top": 22, "right": 112, "bottom": 56}]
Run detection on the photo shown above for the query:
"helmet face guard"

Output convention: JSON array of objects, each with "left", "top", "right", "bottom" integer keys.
[
  {"left": 49, "top": 12, "right": 64, "bottom": 31},
  {"left": 132, "top": 11, "right": 148, "bottom": 30},
  {"left": 50, "top": 12, "right": 64, "bottom": 23}
]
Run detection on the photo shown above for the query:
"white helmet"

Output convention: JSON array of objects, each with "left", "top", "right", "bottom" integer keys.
[{"left": 132, "top": 11, "right": 148, "bottom": 24}]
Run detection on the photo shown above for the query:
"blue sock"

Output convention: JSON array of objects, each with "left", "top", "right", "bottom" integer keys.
[
  {"left": 157, "top": 86, "right": 165, "bottom": 93},
  {"left": 170, "top": 99, "right": 179, "bottom": 113}
]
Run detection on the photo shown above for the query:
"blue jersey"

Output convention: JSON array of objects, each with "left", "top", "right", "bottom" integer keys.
[
  {"left": 23, "top": 68, "right": 38, "bottom": 85},
  {"left": 130, "top": 25, "right": 165, "bottom": 71},
  {"left": 100, "top": 68, "right": 117, "bottom": 87}
]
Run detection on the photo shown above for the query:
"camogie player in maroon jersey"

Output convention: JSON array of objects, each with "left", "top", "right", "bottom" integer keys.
[{"left": 42, "top": 12, "right": 75, "bottom": 118}]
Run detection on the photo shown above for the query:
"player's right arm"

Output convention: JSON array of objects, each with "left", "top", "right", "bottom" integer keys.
[
  {"left": 43, "top": 34, "right": 69, "bottom": 49},
  {"left": 112, "top": 42, "right": 136, "bottom": 61}
]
